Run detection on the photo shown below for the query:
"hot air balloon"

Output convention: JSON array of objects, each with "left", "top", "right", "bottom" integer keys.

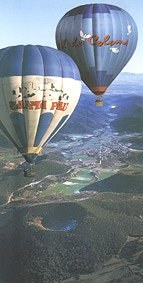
[
  {"left": 56, "top": 3, "right": 138, "bottom": 105},
  {"left": 0, "top": 45, "right": 81, "bottom": 175}
]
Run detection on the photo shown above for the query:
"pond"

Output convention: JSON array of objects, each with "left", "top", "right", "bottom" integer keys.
[{"left": 41, "top": 202, "right": 86, "bottom": 232}]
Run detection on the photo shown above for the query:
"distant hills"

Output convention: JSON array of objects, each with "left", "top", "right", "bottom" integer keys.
[
  {"left": 81, "top": 72, "right": 143, "bottom": 94},
  {"left": 59, "top": 75, "right": 143, "bottom": 136},
  {"left": 113, "top": 72, "right": 143, "bottom": 85},
  {"left": 0, "top": 72, "right": 143, "bottom": 147}
]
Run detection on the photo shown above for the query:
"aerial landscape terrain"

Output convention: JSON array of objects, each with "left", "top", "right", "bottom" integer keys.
[{"left": 0, "top": 74, "right": 143, "bottom": 283}]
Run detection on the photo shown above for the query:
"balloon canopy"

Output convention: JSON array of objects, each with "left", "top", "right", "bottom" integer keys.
[
  {"left": 56, "top": 3, "right": 138, "bottom": 104},
  {"left": 0, "top": 45, "right": 81, "bottom": 163}
]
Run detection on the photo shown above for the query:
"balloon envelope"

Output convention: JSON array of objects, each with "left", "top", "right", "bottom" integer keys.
[
  {"left": 0, "top": 45, "right": 81, "bottom": 163},
  {"left": 56, "top": 3, "right": 138, "bottom": 102}
]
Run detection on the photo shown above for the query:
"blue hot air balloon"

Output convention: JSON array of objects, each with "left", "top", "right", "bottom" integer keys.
[
  {"left": 56, "top": 3, "right": 138, "bottom": 105},
  {"left": 0, "top": 45, "right": 81, "bottom": 168}
]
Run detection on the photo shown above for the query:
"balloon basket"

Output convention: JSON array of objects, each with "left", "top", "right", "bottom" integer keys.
[
  {"left": 24, "top": 164, "right": 35, "bottom": 177},
  {"left": 95, "top": 99, "right": 103, "bottom": 107}
]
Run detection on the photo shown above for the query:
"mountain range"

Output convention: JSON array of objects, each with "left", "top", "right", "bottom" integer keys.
[
  {"left": 81, "top": 72, "right": 143, "bottom": 94},
  {"left": 0, "top": 72, "right": 143, "bottom": 147}
]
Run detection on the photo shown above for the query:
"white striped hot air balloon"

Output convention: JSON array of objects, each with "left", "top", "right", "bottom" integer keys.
[{"left": 0, "top": 45, "right": 81, "bottom": 173}]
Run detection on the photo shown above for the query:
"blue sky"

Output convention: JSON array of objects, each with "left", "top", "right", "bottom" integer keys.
[{"left": 0, "top": 0, "right": 142, "bottom": 73}]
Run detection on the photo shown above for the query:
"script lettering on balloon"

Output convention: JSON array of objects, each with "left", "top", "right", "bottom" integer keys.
[
  {"left": 88, "top": 35, "right": 128, "bottom": 46},
  {"left": 59, "top": 34, "right": 128, "bottom": 49}
]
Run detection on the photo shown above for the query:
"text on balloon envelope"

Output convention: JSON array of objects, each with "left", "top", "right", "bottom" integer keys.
[
  {"left": 9, "top": 100, "right": 69, "bottom": 111},
  {"left": 59, "top": 34, "right": 129, "bottom": 49}
]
